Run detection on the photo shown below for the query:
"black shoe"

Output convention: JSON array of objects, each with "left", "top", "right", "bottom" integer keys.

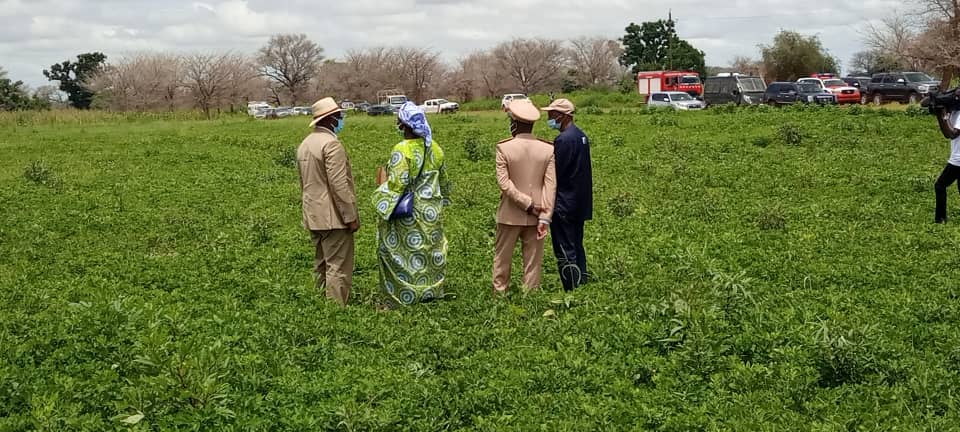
[{"left": 935, "top": 218, "right": 947, "bottom": 224}]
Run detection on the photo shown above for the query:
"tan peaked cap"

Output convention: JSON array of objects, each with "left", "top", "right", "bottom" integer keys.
[
  {"left": 308, "top": 97, "right": 342, "bottom": 128},
  {"left": 541, "top": 98, "right": 575, "bottom": 115},
  {"left": 506, "top": 99, "right": 541, "bottom": 123}
]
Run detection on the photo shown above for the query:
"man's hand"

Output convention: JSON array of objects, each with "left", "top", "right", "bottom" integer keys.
[
  {"left": 537, "top": 221, "right": 549, "bottom": 240},
  {"left": 528, "top": 205, "right": 544, "bottom": 216},
  {"left": 348, "top": 220, "right": 360, "bottom": 233}
]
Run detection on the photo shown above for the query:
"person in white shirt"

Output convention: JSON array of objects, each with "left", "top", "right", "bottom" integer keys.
[{"left": 934, "top": 104, "right": 960, "bottom": 223}]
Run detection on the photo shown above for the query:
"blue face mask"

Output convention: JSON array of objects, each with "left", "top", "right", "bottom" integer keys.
[
  {"left": 547, "top": 118, "right": 561, "bottom": 130},
  {"left": 333, "top": 117, "right": 345, "bottom": 134}
]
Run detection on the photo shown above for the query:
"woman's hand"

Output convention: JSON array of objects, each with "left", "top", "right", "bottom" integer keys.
[{"left": 376, "top": 166, "right": 388, "bottom": 185}]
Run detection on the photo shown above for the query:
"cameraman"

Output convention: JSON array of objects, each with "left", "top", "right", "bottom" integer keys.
[{"left": 933, "top": 93, "right": 960, "bottom": 223}]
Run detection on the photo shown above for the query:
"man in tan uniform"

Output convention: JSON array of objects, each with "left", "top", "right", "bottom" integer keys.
[
  {"left": 297, "top": 97, "right": 359, "bottom": 306},
  {"left": 493, "top": 99, "right": 557, "bottom": 294}
]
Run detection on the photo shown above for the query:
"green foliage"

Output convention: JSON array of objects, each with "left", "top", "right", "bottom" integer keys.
[
  {"left": 761, "top": 31, "right": 839, "bottom": 81},
  {"left": 1, "top": 109, "right": 959, "bottom": 430},
  {"left": 43, "top": 52, "right": 107, "bottom": 109},
  {"left": 22, "top": 160, "right": 59, "bottom": 187},
  {"left": 905, "top": 104, "right": 928, "bottom": 118},
  {"left": 607, "top": 191, "right": 636, "bottom": 217},
  {"left": 619, "top": 18, "right": 706, "bottom": 76},
  {"left": 463, "top": 136, "right": 490, "bottom": 162},
  {"left": 752, "top": 136, "right": 772, "bottom": 148},
  {"left": 778, "top": 122, "right": 804, "bottom": 145},
  {"left": 0, "top": 68, "right": 49, "bottom": 111}
]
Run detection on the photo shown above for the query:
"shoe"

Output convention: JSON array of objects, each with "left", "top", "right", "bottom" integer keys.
[{"left": 935, "top": 218, "right": 947, "bottom": 224}]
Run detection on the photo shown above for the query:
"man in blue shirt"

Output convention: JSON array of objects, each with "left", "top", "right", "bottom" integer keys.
[{"left": 542, "top": 99, "right": 593, "bottom": 291}]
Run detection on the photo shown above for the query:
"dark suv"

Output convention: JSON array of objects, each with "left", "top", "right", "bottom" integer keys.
[
  {"left": 842, "top": 76, "right": 871, "bottom": 94},
  {"left": 863, "top": 72, "right": 940, "bottom": 105},
  {"left": 763, "top": 82, "right": 837, "bottom": 105}
]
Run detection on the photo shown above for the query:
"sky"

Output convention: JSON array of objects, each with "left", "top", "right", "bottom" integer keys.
[{"left": 1, "top": 0, "right": 905, "bottom": 87}]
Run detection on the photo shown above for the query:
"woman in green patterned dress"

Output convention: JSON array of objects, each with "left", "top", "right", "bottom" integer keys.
[{"left": 372, "top": 102, "right": 450, "bottom": 307}]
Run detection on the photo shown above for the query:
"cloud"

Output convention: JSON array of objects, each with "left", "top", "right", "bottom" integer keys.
[{"left": 0, "top": 0, "right": 904, "bottom": 86}]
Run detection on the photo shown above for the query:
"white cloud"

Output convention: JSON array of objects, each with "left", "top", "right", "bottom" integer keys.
[{"left": 0, "top": 0, "right": 908, "bottom": 86}]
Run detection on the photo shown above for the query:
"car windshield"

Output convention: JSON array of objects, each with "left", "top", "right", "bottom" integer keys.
[
  {"left": 905, "top": 72, "right": 934, "bottom": 82},
  {"left": 437, "top": 99, "right": 448, "bottom": 104},
  {"left": 740, "top": 78, "right": 766, "bottom": 92},
  {"left": 798, "top": 83, "right": 821, "bottom": 92},
  {"left": 681, "top": 76, "right": 700, "bottom": 84},
  {"left": 823, "top": 79, "right": 844, "bottom": 86},
  {"left": 670, "top": 93, "right": 694, "bottom": 101},
  {"left": 389, "top": 96, "right": 407, "bottom": 104}
]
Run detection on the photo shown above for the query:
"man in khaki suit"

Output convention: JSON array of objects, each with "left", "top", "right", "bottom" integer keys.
[
  {"left": 297, "top": 97, "right": 359, "bottom": 306},
  {"left": 493, "top": 99, "right": 557, "bottom": 294}
]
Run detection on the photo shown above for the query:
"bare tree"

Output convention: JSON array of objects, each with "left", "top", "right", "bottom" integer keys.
[
  {"left": 183, "top": 52, "right": 238, "bottom": 117},
  {"left": 908, "top": 0, "right": 960, "bottom": 80},
  {"left": 731, "top": 55, "right": 765, "bottom": 78},
  {"left": 87, "top": 52, "right": 186, "bottom": 111},
  {"left": 492, "top": 38, "right": 566, "bottom": 94},
  {"left": 862, "top": 14, "right": 918, "bottom": 69},
  {"left": 567, "top": 37, "right": 623, "bottom": 89},
  {"left": 257, "top": 33, "right": 324, "bottom": 105},
  {"left": 392, "top": 47, "right": 444, "bottom": 102}
]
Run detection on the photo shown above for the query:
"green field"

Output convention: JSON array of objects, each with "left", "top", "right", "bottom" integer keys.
[{"left": 3, "top": 105, "right": 960, "bottom": 431}]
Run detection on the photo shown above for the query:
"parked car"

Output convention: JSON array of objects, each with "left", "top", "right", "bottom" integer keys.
[
  {"left": 647, "top": 91, "right": 705, "bottom": 110},
  {"left": 254, "top": 108, "right": 277, "bottom": 119},
  {"left": 275, "top": 107, "right": 293, "bottom": 118},
  {"left": 366, "top": 104, "right": 395, "bottom": 116},
  {"left": 247, "top": 102, "right": 271, "bottom": 116},
  {"left": 378, "top": 95, "right": 407, "bottom": 110},
  {"left": 763, "top": 82, "right": 837, "bottom": 105},
  {"left": 421, "top": 98, "right": 459, "bottom": 114},
  {"left": 501, "top": 93, "right": 528, "bottom": 110},
  {"left": 354, "top": 102, "right": 371, "bottom": 113},
  {"left": 842, "top": 76, "right": 871, "bottom": 94},
  {"left": 863, "top": 72, "right": 941, "bottom": 105},
  {"left": 702, "top": 75, "right": 766, "bottom": 106},
  {"left": 292, "top": 107, "right": 312, "bottom": 116},
  {"left": 799, "top": 78, "right": 860, "bottom": 104},
  {"left": 340, "top": 101, "right": 355, "bottom": 111}
]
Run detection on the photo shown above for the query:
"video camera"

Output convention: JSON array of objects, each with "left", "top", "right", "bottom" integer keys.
[{"left": 922, "top": 88, "right": 960, "bottom": 113}]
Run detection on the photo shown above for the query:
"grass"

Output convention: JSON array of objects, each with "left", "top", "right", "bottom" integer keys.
[{"left": 2, "top": 105, "right": 960, "bottom": 430}]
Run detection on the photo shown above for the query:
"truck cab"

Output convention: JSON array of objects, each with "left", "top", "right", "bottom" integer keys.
[{"left": 637, "top": 71, "right": 704, "bottom": 100}]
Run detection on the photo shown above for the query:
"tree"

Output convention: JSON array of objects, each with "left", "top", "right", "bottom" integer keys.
[
  {"left": 908, "top": 0, "right": 960, "bottom": 79},
  {"left": 848, "top": 50, "right": 901, "bottom": 74},
  {"left": 731, "top": 56, "right": 765, "bottom": 77},
  {"left": 491, "top": 38, "right": 566, "bottom": 94},
  {"left": 1, "top": 67, "right": 47, "bottom": 111},
  {"left": 183, "top": 52, "right": 244, "bottom": 117},
  {"left": 43, "top": 52, "right": 107, "bottom": 109},
  {"left": 87, "top": 52, "right": 186, "bottom": 111},
  {"left": 567, "top": 37, "right": 624, "bottom": 89},
  {"left": 257, "top": 34, "right": 323, "bottom": 105},
  {"left": 760, "top": 31, "right": 839, "bottom": 81},
  {"left": 392, "top": 47, "right": 444, "bottom": 103},
  {"left": 619, "top": 18, "right": 706, "bottom": 76}
]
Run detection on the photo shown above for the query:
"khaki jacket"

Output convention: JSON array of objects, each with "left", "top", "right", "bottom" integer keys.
[
  {"left": 297, "top": 128, "right": 358, "bottom": 231},
  {"left": 495, "top": 133, "right": 557, "bottom": 226}
]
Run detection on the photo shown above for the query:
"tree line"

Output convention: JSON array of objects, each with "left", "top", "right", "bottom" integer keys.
[
  {"left": 0, "top": 17, "right": 710, "bottom": 113},
  {"left": 4, "top": 3, "right": 956, "bottom": 114}
]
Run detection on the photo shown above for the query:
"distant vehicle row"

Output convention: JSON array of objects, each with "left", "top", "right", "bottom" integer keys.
[
  {"left": 640, "top": 70, "right": 942, "bottom": 109},
  {"left": 246, "top": 95, "right": 461, "bottom": 120}
]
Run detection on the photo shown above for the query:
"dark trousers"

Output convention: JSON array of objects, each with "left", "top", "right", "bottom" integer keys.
[
  {"left": 551, "top": 219, "right": 587, "bottom": 291},
  {"left": 935, "top": 163, "right": 960, "bottom": 222}
]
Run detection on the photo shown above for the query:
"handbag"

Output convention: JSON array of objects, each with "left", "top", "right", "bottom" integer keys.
[{"left": 389, "top": 144, "right": 430, "bottom": 220}]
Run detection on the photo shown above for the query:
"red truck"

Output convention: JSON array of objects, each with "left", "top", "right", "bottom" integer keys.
[{"left": 637, "top": 70, "right": 704, "bottom": 100}]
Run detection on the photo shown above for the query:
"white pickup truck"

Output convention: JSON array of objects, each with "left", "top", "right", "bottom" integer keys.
[{"left": 421, "top": 98, "right": 459, "bottom": 114}]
